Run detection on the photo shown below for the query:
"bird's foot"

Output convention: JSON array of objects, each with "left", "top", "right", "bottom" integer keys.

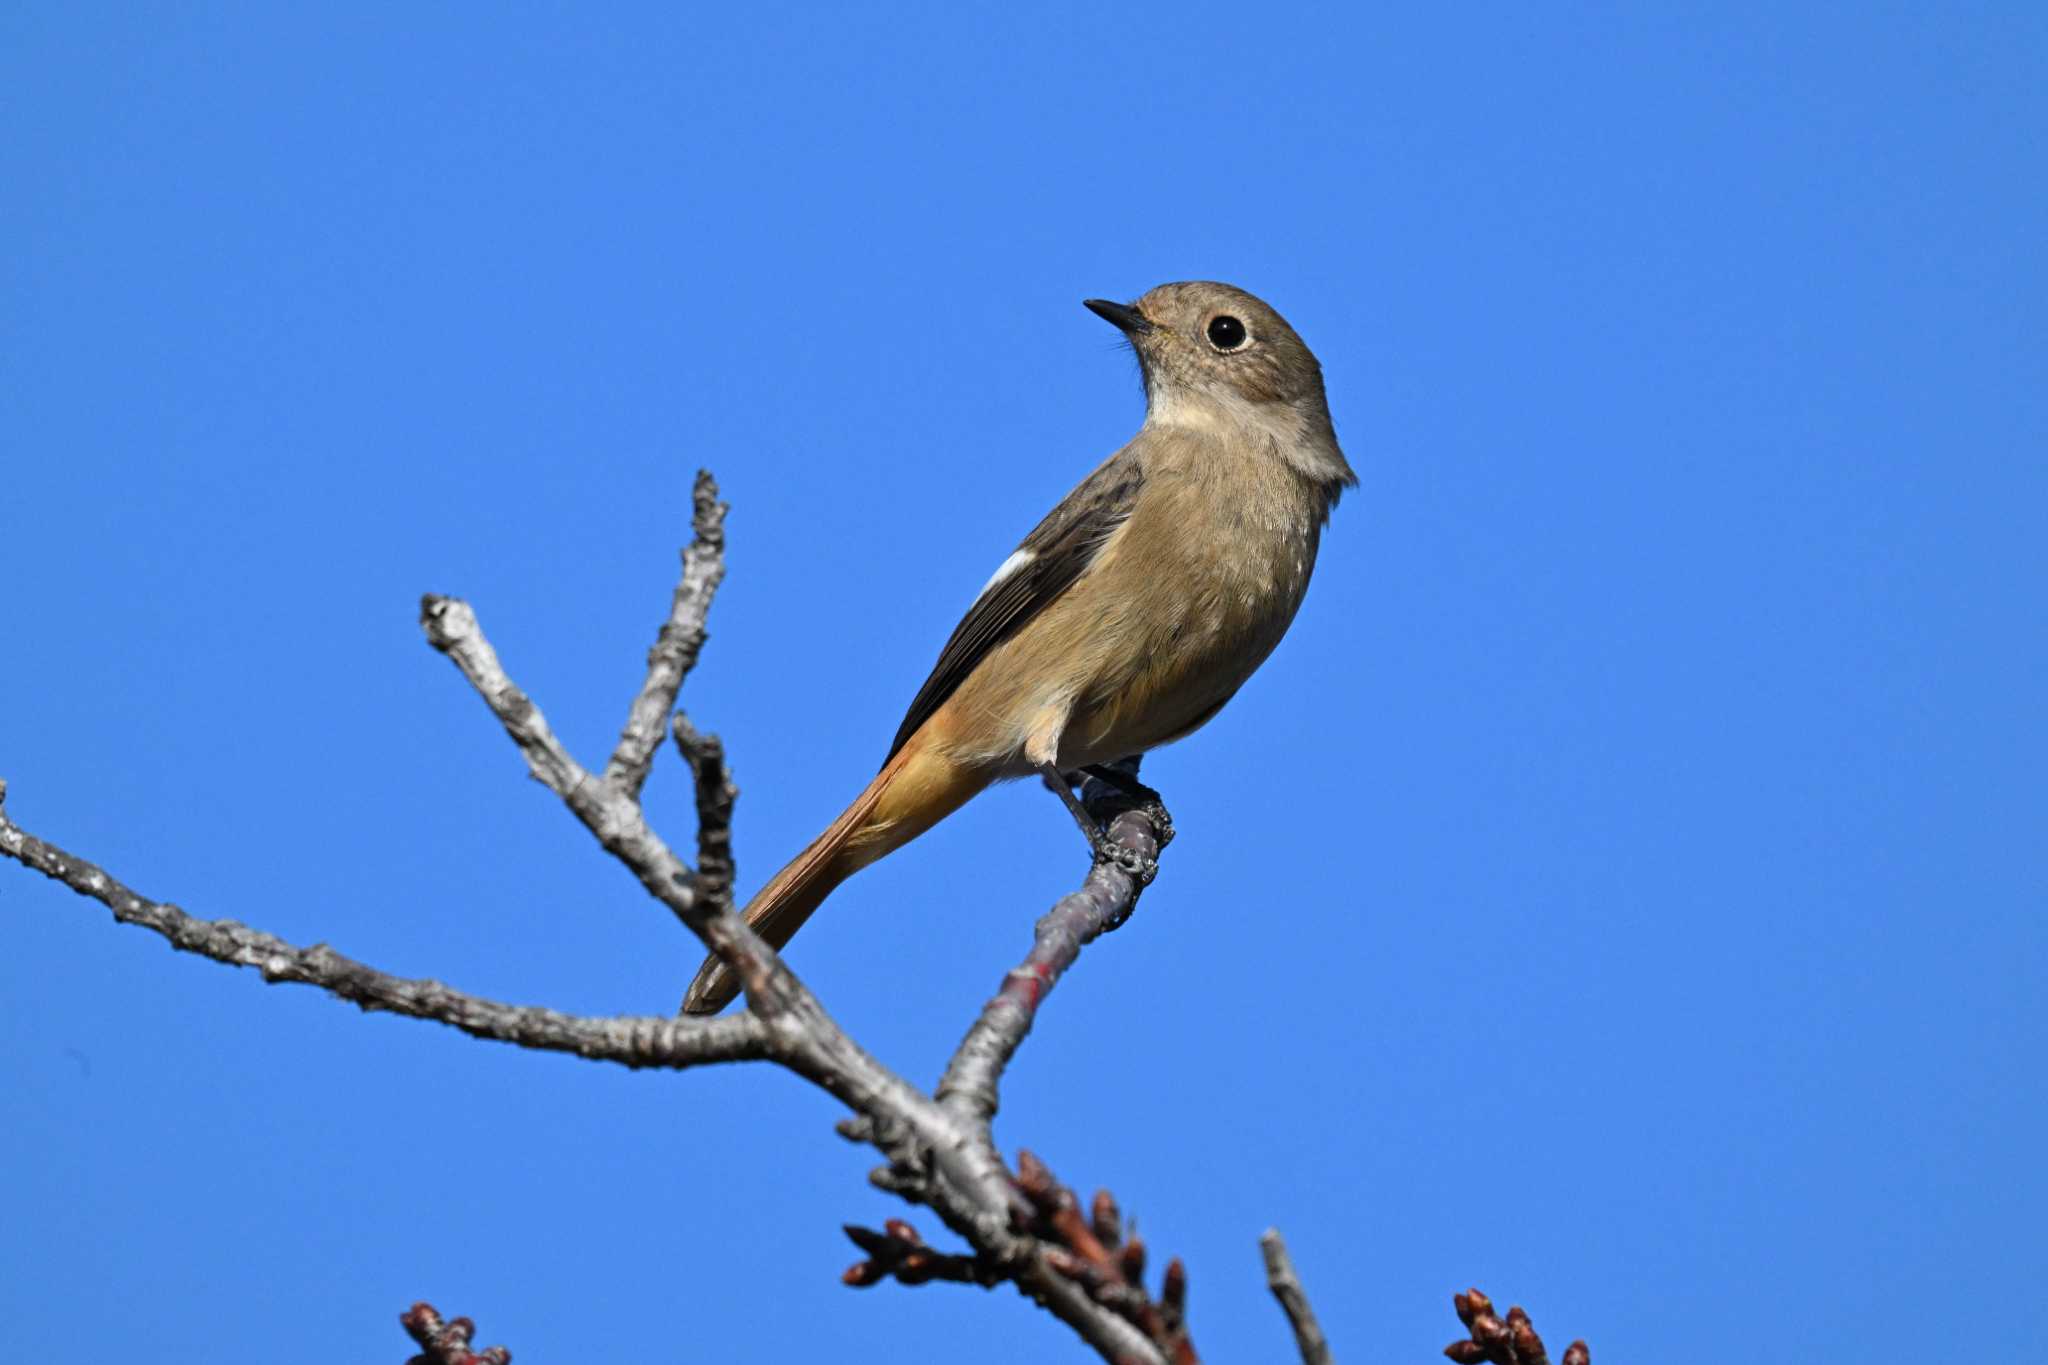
[
  {"left": 1041, "top": 764, "right": 1164, "bottom": 886},
  {"left": 1087, "top": 822, "right": 1160, "bottom": 887},
  {"left": 1080, "top": 763, "right": 1175, "bottom": 849}
]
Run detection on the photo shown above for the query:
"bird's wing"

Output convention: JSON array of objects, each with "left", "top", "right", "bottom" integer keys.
[{"left": 885, "top": 450, "right": 1145, "bottom": 764}]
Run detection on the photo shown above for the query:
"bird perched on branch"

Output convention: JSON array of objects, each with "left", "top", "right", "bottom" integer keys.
[{"left": 685, "top": 281, "right": 1354, "bottom": 1014}]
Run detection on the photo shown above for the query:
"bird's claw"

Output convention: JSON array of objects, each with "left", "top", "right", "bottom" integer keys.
[
  {"left": 1090, "top": 828, "right": 1160, "bottom": 887},
  {"left": 1080, "top": 765, "right": 1175, "bottom": 849}
]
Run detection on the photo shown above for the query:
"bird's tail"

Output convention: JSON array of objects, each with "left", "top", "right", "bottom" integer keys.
[{"left": 681, "top": 734, "right": 987, "bottom": 1014}]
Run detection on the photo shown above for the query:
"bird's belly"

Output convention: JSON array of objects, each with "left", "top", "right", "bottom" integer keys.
[{"left": 1056, "top": 569, "right": 1305, "bottom": 768}]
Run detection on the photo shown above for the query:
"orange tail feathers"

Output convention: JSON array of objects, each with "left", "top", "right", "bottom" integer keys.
[{"left": 681, "top": 733, "right": 989, "bottom": 1014}]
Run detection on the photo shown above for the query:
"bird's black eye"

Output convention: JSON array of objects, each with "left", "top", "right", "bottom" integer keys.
[{"left": 1206, "top": 314, "right": 1248, "bottom": 351}]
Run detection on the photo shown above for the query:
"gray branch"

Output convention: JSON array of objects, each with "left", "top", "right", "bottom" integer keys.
[
  {"left": 673, "top": 712, "right": 738, "bottom": 913},
  {"left": 414, "top": 473, "right": 1165, "bottom": 1359},
  {"left": 0, "top": 783, "right": 768, "bottom": 1070},
  {"left": 936, "top": 773, "right": 1164, "bottom": 1134},
  {"left": 606, "top": 470, "right": 728, "bottom": 799},
  {"left": 1261, "top": 1229, "right": 1335, "bottom": 1365},
  {"left": 0, "top": 467, "right": 1341, "bottom": 1365}
]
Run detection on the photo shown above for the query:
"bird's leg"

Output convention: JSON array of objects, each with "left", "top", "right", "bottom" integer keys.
[
  {"left": 1028, "top": 711, "right": 1158, "bottom": 881},
  {"left": 1080, "top": 758, "right": 1174, "bottom": 848},
  {"left": 1037, "top": 762, "right": 1161, "bottom": 887},
  {"left": 1039, "top": 765, "right": 1107, "bottom": 847}
]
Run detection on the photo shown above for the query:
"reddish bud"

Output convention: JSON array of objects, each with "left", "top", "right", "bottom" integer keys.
[
  {"left": 1563, "top": 1340, "right": 1591, "bottom": 1365},
  {"left": 1091, "top": 1189, "right": 1122, "bottom": 1245},
  {"left": 842, "top": 1261, "right": 884, "bottom": 1287},
  {"left": 1161, "top": 1257, "right": 1187, "bottom": 1311},
  {"left": 1016, "top": 1150, "right": 1059, "bottom": 1209},
  {"left": 1444, "top": 1343, "right": 1487, "bottom": 1364},
  {"left": 1119, "top": 1234, "right": 1147, "bottom": 1283}
]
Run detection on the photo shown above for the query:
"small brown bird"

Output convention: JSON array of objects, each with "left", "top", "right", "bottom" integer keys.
[{"left": 684, "top": 282, "right": 1354, "bottom": 1013}]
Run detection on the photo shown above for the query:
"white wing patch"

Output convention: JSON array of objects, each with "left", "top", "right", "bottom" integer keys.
[{"left": 974, "top": 548, "right": 1035, "bottom": 603}]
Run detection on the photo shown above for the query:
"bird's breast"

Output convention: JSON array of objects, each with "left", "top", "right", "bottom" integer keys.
[{"left": 1058, "top": 467, "right": 1324, "bottom": 762}]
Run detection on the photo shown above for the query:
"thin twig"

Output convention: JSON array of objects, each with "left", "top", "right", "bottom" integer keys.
[
  {"left": 419, "top": 593, "right": 708, "bottom": 927},
  {"left": 673, "top": 713, "right": 737, "bottom": 913},
  {"left": 0, "top": 792, "right": 769, "bottom": 1070},
  {"left": 935, "top": 764, "right": 1168, "bottom": 1129},
  {"left": 606, "top": 470, "right": 728, "bottom": 798},
  {"left": 418, "top": 589, "right": 794, "bottom": 1029},
  {"left": 1260, "top": 1230, "right": 1333, "bottom": 1365},
  {"left": 415, "top": 565, "right": 1068, "bottom": 1336}
]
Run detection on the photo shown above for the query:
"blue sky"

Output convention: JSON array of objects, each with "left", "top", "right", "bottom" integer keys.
[{"left": 2, "top": 4, "right": 2042, "bottom": 1361}]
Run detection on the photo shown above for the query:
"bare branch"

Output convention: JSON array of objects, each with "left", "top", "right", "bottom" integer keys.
[
  {"left": 419, "top": 592, "right": 696, "bottom": 904},
  {"left": 416, "top": 544, "right": 1037, "bottom": 1289},
  {"left": 4, "top": 469, "right": 1201, "bottom": 1365},
  {"left": 415, "top": 591, "right": 772, "bottom": 990},
  {"left": 1260, "top": 1229, "right": 1333, "bottom": 1365},
  {"left": 0, "top": 790, "right": 768, "bottom": 1070},
  {"left": 417, "top": 573, "right": 792, "bottom": 1033},
  {"left": 606, "top": 470, "right": 728, "bottom": 798},
  {"left": 401, "top": 1301, "right": 511, "bottom": 1365},
  {"left": 414, "top": 597, "right": 587, "bottom": 796},
  {"left": 7, "top": 475, "right": 1572, "bottom": 1365},
  {"left": 673, "top": 712, "right": 738, "bottom": 913},
  {"left": 413, "top": 578, "right": 1183, "bottom": 1362},
  {"left": 936, "top": 764, "right": 1170, "bottom": 1129}
]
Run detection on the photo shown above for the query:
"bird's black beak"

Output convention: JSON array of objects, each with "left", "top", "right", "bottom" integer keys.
[{"left": 1084, "top": 298, "right": 1155, "bottom": 335}]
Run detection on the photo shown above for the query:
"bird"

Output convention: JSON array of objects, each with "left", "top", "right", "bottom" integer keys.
[{"left": 683, "top": 281, "right": 1354, "bottom": 1014}]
